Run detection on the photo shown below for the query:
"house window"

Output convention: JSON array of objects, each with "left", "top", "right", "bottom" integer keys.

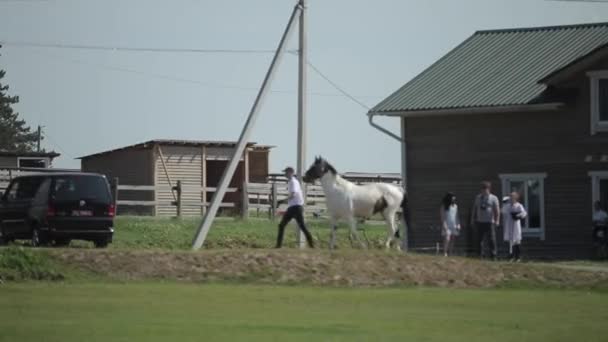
[
  {"left": 588, "top": 71, "right": 608, "bottom": 134},
  {"left": 499, "top": 173, "right": 547, "bottom": 240},
  {"left": 17, "top": 157, "right": 48, "bottom": 169},
  {"left": 589, "top": 171, "right": 608, "bottom": 215}
]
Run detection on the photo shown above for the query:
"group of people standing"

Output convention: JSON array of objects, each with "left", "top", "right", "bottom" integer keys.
[{"left": 440, "top": 181, "right": 527, "bottom": 261}]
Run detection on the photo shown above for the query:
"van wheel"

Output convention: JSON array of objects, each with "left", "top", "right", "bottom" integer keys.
[
  {"left": 54, "top": 238, "right": 71, "bottom": 247},
  {"left": 94, "top": 239, "right": 109, "bottom": 248},
  {"left": 31, "top": 225, "right": 48, "bottom": 247},
  {"left": 0, "top": 224, "right": 6, "bottom": 246},
  {"left": 31, "top": 228, "right": 42, "bottom": 247}
]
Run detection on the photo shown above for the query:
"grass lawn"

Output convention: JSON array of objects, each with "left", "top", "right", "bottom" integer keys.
[
  {"left": 106, "top": 216, "right": 399, "bottom": 250},
  {"left": 1, "top": 283, "right": 607, "bottom": 342}
]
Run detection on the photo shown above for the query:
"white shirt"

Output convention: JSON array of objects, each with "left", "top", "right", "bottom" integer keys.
[
  {"left": 593, "top": 209, "right": 608, "bottom": 226},
  {"left": 287, "top": 176, "right": 305, "bottom": 207}
]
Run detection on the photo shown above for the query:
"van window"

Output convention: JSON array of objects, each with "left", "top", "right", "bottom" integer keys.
[
  {"left": 5, "top": 177, "right": 45, "bottom": 201},
  {"left": 33, "top": 179, "right": 52, "bottom": 205},
  {"left": 51, "top": 176, "right": 111, "bottom": 202}
]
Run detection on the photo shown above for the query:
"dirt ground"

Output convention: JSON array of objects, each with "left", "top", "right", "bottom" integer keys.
[{"left": 49, "top": 249, "right": 608, "bottom": 289}]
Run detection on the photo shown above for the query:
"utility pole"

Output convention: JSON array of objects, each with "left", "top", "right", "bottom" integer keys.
[
  {"left": 37, "top": 125, "right": 42, "bottom": 152},
  {"left": 192, "top": 2, "right": 303, "bottom": 250},
  {"left": 296, "top": 0, "right": 307, "bottom": 248}
]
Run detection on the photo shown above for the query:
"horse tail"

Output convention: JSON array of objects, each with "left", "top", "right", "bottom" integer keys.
[{"left": 396, "top": 191, "right": 410, "bottom": 238}]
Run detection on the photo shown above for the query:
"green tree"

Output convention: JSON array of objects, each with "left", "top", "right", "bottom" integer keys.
[{"left": 0, "top": 46, "right": 40, "bottom": 152}]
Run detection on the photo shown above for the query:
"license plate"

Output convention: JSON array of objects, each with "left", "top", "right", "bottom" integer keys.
[{"left": 71, "top": 210, "right": 93, "bottom": 217}]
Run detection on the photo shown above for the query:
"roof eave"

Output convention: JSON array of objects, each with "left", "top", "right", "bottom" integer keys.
[
  {"left": 539, "top": 43, "right": 608, "bottom": 86},
  {"left": 78, "top": 140, "right": 274, "bottom": 159},
  {"left": 372, "top": 102, "right": 564, "bottom": 118}
]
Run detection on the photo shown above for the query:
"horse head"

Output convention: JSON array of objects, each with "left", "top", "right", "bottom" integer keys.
[{"left": 303, "top": 156, "right": 337, "bottom": 183}]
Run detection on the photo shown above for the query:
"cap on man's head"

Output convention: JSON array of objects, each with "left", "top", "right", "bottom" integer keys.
[
  {"left": 283, "top": 166, "right": 295, "bottom": 173},
  {"left": 502, "top": 196, "right": 510, "bottom": 203}
]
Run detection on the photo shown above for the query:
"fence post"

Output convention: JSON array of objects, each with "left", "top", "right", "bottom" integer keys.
[
  {"left": 112, "top": 177, "right": 119, "bottom": 215},
  {"left": 173, "top": 180, "right": 182, "bottom": 218},
  {"left": 257, "top": 193, "right": 261, "bottom": 217},
  {"left": 270, "top": 182, "right": 278, "bottom": 221},
  {"left": 241, "top": 181, "right": 249, "bottom": 220}
]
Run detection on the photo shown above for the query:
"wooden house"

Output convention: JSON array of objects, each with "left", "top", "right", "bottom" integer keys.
[{"left": 370, "top": 22, "right": 608, "bottom": 258}]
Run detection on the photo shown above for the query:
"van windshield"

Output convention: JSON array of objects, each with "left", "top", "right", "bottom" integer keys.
[{"left": 51, "top": 176, "right": 111, "bottom": 203}]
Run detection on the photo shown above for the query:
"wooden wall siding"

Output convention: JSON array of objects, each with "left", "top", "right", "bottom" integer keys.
[
  {"left": 404, "top": 62, "right": 608, "bottom": 258},
  {"left": 81, "top": 144, "right": 270, "bottom": 217},
  {"left": 205, "top": 160, "right": 245, "bottom": 207},
  {"left": 205, "top": 147, "right": 244, "bottom": 161},
  {"left": 155, "top": 145, "right": 202, "bottom": 216},
  {"left": 81, "top": 148, "right": 154, "bottom": 215},
  {"left": 248, "top": 150, "right": 269, "bottom": 183},
  {"left": 0, "top": 157, "right": 17, "bottom": 168}
]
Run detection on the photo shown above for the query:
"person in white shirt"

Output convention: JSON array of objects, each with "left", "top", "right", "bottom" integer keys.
[
  {"left": 440, "top": 192, "right": 460, "bottom": 257},
  {"left": 471, "top": 181, "right": 501, "bottom": 260},
  {"left": 592, "top": 201, "right": 608, "bottom": 245},
  {"left": 502, "top": 191, "right": 527, "bottom": 262},
  {"left": 275, "top": 167, "right": 314, "bottom": 248}
]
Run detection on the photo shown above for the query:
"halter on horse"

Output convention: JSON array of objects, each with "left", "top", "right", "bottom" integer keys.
[{"left": 303, "top": 156, "right": 409, "bottom": 250}]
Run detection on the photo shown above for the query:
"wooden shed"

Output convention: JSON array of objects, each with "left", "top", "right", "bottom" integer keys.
[
  {"left": 0, "top": 151, "right": 61, "bottom": 193},
  {"left": 79, "top": 140, "right": 273, "bottom": 216},
  {"left": 0, "top": 150, "right": 60, "bottom": 169}
]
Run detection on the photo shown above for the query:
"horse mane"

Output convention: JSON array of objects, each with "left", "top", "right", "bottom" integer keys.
[{"left": 324, "top": 160, "right": 337, "bottom": 175}]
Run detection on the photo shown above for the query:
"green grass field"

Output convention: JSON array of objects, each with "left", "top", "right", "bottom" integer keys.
[
  {"left": 2, "top": 217, "right": 608, "bottom": 341},
  {"left": 1, "top": 283, "right": 607, "bottom": 342},
  {"left": 108, "top": 216, "right": 395, "bottom": 250}
]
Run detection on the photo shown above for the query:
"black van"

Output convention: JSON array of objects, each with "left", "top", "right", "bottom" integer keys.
[{"left": 0, "top": 173, "right": 115, "bottom": 248}]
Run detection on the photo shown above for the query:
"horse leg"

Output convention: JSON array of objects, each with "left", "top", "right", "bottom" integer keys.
[
  {"left": 329, "top": 217, "right": 338, "bottom": 250},
  {"left": 383, "top": 211, "right": 397, "bottom": 250},
  {"left": 349, "top": 216, "right": 366, "bottom": 249}
]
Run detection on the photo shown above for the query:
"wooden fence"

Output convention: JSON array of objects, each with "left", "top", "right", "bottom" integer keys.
[
  {"left": 243, "top": 182, "right": 327, "bottom": 219},
  {"left": 0, "top": 170, "right": 400, "bottom": 220},
  {"left": 113, "top": 178, "right": 238, "bottom": 217},
  {"left": 0, "top": 170, "right": 12, "bottom": 194},
  {"left": 113, "top": 179, "right": 324, "bottom": 219}
]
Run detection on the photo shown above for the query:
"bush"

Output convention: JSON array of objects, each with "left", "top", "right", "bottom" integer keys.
[{"left": 0, "top": 247, "right": 64, "bottom": 282}]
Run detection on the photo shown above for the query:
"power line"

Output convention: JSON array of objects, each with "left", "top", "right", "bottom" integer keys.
[
  {"left": 306, "top": 60, "right": 372, "bottom": 110},
  {"left": 0, "top": 0, "right": 49, "bottom": 2},
  {"left": 42, "top": 130, "right": 73, "bottom": 159},
  {"left": 546, "top": 0, "right": 608, "bottom": 2},
  {"left": 0, "top": 40, "right": 288, "bottom": 54},
  {"left": 31, "top": 50, "right": 382, "bottom": 99},
  {"left": 2, "top": 42, "right": 383, "bottom": 101}
]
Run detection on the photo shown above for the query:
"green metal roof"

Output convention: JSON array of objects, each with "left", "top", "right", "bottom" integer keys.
[{"left": 371, "top": 22, "right": 608, "bottom": 114}]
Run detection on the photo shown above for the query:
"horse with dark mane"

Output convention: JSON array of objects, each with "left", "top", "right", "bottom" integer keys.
[{"left": 303, "top": 156, "right": 409, "bottom": 250}]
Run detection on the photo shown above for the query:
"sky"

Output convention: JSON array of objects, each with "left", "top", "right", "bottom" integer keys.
[{"left": 0, "top": 0, "right": 607, "bottom": 173}]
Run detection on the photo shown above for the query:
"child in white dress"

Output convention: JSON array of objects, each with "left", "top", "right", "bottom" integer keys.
[
  {"left": 502, "top": 192, "right": 527, "bottom": 262},
  {"left": 440, "top": 192, "right": 460, "bottom": 257}
]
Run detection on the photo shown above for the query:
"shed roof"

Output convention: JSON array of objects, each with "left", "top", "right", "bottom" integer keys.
[
  {"left": 371, "top": 22, "right": 608, "bottom": 114},
  {"left": 341, "top": 172, "right": 402, "bottom": 180},
  {"left": 79, "top": 139, "right": 274, "bottom": 159},
  {"left": 0, "top": 150, "right": 60, "bottom": 158}
]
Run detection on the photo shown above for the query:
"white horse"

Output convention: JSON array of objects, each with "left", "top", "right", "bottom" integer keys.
[{"left": 303, "top": 156, "right": 409, "bottom": 250}]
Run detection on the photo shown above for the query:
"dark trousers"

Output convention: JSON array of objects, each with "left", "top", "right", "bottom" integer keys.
[
  {"left": 593, "top": 226, "right": 607, "bottom": 244},
  {"left": 276, "top": 205, "right": 314, "bottom": 248},
  {"left": 476, "top": 222, "right": 497, "bottom": 259},
  {"left": 509, "top": 244, "right": 522, "bottom": 260}
]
